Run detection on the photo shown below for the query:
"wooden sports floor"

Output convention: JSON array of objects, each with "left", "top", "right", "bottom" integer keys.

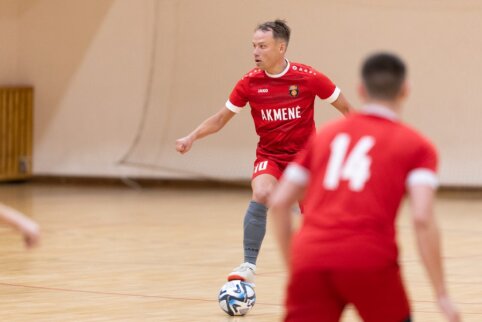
[{"left": 0, "top": 182, "right": 480, "bottom": 321}]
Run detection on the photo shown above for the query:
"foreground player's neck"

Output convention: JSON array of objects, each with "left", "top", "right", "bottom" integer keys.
[
  {"left": 366, "top": 99, "right": 402, "bottom": 117},
  {"left": 265, "top": 58, "right": 288, "bottom": 76}
]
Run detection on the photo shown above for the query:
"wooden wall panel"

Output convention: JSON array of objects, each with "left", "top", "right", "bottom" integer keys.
[{"left": 0, "top": 87, "right": 33, "bottom": 181}]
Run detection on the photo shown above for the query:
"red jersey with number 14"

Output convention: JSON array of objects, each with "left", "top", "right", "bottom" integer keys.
[
  {"left": 226, "top": 60, "right": 340, "bottom": 163},
  {"left": 284, "top": 105, "right": 439, "bottom": 270}
]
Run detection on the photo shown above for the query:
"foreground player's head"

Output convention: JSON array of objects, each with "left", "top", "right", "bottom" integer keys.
[
  {"left": 360, "top": 52, "right": 408, "bottom": 104},
  {"left": 252, "top": 19, "right": 290, "bottom": 73}
]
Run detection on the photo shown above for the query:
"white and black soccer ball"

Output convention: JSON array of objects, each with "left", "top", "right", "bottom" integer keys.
[{"left": 218, "top": 280, "right": 256, "bottom": 316}]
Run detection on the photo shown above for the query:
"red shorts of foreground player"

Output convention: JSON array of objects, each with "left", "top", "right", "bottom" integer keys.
[{"left": 285, "top": 264, "right": 411, "bottom": 322}]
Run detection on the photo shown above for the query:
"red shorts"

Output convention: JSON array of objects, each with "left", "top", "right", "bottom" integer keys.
[
  {"left": 252, "top": 157, "right": 290, "bottom": 180},
  {"left": 285, "top": 265, "right": 411, "bottom": 322},
  {"left": 252, "top": 156, "right": 305, "bottom": 212}
]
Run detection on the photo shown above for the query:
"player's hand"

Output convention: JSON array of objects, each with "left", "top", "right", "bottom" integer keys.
[
  {"left": 438, "top": 295, "right": 461, "bottom": 322},
  {"left": 175, "top": 136, "right": 194, "bottom": 154},
  {"left": 18, "top": 218, "right": 40, "bottom": 248}
]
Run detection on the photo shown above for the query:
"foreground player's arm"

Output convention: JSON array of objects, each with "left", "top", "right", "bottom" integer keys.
[
  {"left": 269, "top": 167, "right": 307, "bottom": 268},
  {"left": 0, "top": 203, "right": 40, "bottom": 248},
  {"left": 331, "top": 92, "right": 354, "bottom": 116},
  {"left": 408, "top": 185, "right": 460, "bottom": 322},
  {"left": 175, "top": 107, "right": 235, "bottom": 154}
]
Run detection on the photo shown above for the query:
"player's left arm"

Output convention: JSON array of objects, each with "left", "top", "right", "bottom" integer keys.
[
  {"left": 408, "top": 184, "right": 460, "bottom": 322},
  {"left": 311, "top": 70, "right": 354, "bottom": 116},
  {"left": 331, "top": 92, "right": 354, "bottom": 116},
  {"left": 407, "top": 140, "right": 460, "bottom": 322}
]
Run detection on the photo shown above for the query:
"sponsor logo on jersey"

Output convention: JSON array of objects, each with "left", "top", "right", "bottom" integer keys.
[
  {"left": 261, "top": 106, "right": 301, "bottom": 121},
  {"left": 258, "top": 88, "right": 269, "bottom": 94},
  {"left": 289, "top": 85, "right": 299, "bottom": 97}
]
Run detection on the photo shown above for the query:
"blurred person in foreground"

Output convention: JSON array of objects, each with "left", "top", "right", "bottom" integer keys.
[
  {"left": 0, "top": 202, "right": 40, "bottom": 248},
  {"left": 269, "top": 52, "right": 460, "bottom": 322}
]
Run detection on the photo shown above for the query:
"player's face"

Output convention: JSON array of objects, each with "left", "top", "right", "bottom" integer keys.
[{"left": 252, "top": 30, "right": 286, "bottom": 72}]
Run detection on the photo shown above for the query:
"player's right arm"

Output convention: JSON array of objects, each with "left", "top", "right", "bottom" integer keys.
[
  {"left": 269, "top": 169, "right": 306, "bottom": 268},
  {"left": 176, "top": 73, "right": 249, "bottom": 154},
  {"left": 175, "top": 107, "right": 236, "bottom": 154},
  {"left": 0, "top": 203, "right": 40, "bottom": 248},
  {"left": 269, "top": 137, "right": 314, "bottom": 268},
  {"left": 408, "top": 183, "right": 461, "bottom": 322}
]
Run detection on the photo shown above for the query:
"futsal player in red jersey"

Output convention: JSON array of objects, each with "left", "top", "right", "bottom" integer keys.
[
  {"left": 269, "top": 53, "right": 460, "bottom": 322},
  {"left": 176, "top": 20, "right": 353, "bottom": 283}
]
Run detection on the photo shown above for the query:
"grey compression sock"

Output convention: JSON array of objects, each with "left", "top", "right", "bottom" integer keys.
[{"left": 243, "top": 200, "right": 268, "bottom": 265}]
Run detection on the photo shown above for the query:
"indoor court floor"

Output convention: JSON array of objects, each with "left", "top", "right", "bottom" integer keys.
[{"left": 0, "top": 182, "right": 480, "bottom": 321}]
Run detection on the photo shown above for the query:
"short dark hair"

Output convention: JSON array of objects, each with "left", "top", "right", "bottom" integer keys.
[
  {"left": 362, "top": 52, "right": 406, "bottom": 100},
  {"left": 256, "top": 19, "right": 291, "bottom": 44}
]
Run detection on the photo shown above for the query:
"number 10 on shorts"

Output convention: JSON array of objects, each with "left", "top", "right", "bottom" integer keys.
[{"left": 254, "top": 161, "right": 268, "bottom": 173}]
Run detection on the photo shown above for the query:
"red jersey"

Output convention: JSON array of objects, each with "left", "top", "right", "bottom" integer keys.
[
  {"left": 226, "top": 60, "right": 339, "bottom": 163},
  {"left": 283, "top": 105, "right": 438, "bottom": 269}
]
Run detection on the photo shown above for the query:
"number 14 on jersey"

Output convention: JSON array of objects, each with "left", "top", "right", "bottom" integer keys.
[{"left": 323, "top": 134, "right": 375, "bottom": 192}]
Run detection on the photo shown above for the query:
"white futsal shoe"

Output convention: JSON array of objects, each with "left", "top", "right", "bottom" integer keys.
[{"left": 227, "top": 262, "right": 256, "bottom": 285}]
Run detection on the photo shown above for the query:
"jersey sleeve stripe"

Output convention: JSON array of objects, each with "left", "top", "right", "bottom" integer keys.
[
  {"left": 323, "top": 87, "right": 341, "bottom": 104},
  {"left": 283, "top": 164, "right": 310, "bottom": 186},
  {"left": 225, "top": 100, "right": 244, "bottom": 113},
  {"left": 406, "top": 168, "right": 439, "bottom": 189}
]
